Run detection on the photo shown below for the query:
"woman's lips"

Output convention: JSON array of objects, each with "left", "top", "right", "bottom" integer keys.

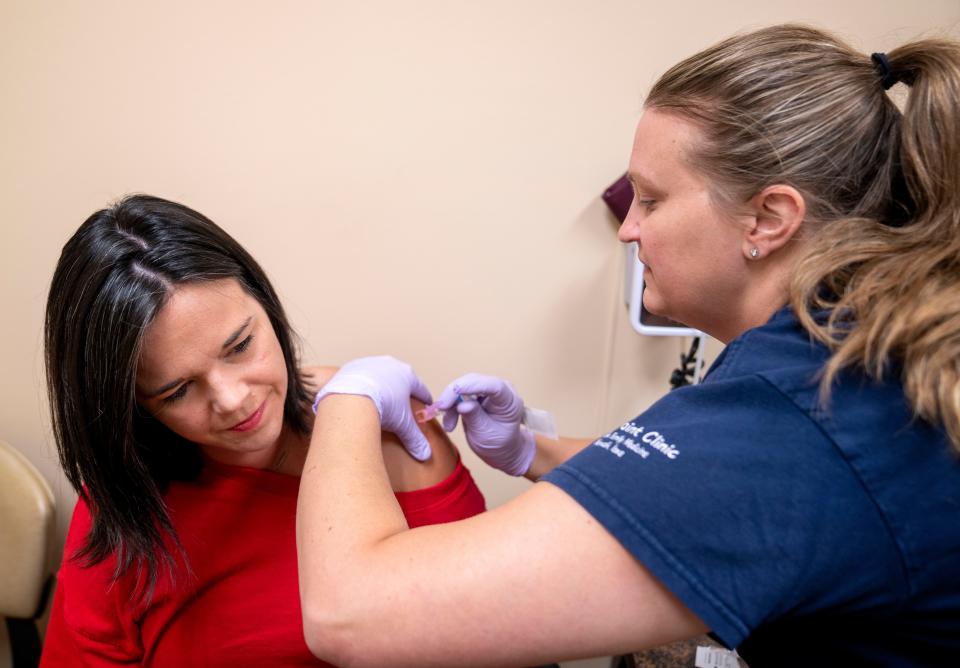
[{"left": 230, "top": 401, "right": 266, "bottom": 432}]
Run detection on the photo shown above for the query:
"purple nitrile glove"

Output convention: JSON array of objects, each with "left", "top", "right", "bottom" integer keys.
[
  {"left": 435, "top": 373, "right": 536, "bottom": 476},
  {"left": 313, "top": 356, "right": 434, "bottom": 461}
]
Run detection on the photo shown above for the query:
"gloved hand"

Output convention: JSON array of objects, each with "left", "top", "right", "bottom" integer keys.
[
  {"left": 312, "top": 356, "right": 434, "bottom": 461},
  {"left": 435, "top": 373, "right": 536, "bottom": 476}
]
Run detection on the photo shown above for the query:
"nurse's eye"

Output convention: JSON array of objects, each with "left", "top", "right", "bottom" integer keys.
[
  {"left": 230, "top": 334, "right": 254, "bottom": 356},
  {"left": 638, "top": 198, "right": 657, "bottom": 211},
  {"left": 162, "top": 383, "right": 190, "bottom": 405}
]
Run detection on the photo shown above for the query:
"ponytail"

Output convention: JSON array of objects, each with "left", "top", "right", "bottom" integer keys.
[{"left": 792, "top": 39, "right": 960, "bottom": 452}]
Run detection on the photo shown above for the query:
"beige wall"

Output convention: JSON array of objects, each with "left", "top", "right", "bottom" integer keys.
[{"left": 2, "top": 0, "right": 958, "bottom": 594}]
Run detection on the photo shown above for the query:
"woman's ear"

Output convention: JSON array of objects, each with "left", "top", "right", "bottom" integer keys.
[{"left": 742, "top": 185, "right": 806, "bottom": 260}]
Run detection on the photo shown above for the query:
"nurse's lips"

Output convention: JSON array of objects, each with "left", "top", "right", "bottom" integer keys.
[{"left": 230, "top": 401, "right": 266, "bottom": 432}]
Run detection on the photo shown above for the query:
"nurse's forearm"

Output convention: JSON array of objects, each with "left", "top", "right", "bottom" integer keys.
[
  {"left": 525, "top": 435, "right": 594, "bottom": 480},
  {"left": 296, "top": 395, "right": 408, "bottom": 649}
]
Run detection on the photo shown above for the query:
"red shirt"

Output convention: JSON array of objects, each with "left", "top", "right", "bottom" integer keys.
[{"left": 41, "top": 459, "right": 486, "bottom": 666}]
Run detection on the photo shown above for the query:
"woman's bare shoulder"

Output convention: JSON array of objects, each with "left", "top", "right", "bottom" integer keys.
[
  {"left": 300, "top": 364, "right": 460, "bottom": 492},
  {"left": 381, "top": 405, "right": 460, "bottom": 492},
  {"left": 300, "top": 365, "right": 338, "bottom": 396}
]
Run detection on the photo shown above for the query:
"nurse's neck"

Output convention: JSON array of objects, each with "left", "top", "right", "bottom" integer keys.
[{"left": 712, "top": 270, "right": 793, "bottom": 343}]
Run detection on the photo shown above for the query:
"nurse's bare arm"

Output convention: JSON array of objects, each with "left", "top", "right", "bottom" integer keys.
[
  {"left": 525, "top": 435, "right": 595, "bottom": 480},
  {"left": 301, "top": 366, "right": 459, "bottom": 488},
  {"left": 298, "top": 395, "right": 707, "bottom": 668}
]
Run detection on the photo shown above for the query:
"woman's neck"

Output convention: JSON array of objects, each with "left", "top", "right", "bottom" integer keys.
[{"left": 267, "top": 422, "right": 310, "bottom": 476}]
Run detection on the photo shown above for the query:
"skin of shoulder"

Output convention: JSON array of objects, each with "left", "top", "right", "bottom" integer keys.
[{"left": 301, "top": 365, "right": 459, "bottom": 492}]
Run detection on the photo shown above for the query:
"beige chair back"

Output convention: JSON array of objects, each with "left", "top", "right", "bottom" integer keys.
[{"left": 0, "top": 440, "right": 55, "bottom": 619}]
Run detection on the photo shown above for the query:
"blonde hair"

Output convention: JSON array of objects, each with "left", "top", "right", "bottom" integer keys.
[{"left": 645, "top": 24, "right": 960, "bottom": 452}]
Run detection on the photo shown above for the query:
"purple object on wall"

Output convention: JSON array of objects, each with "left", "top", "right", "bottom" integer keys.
[{"left": 602, "top": 173, "right": 632, "bottom": 223}]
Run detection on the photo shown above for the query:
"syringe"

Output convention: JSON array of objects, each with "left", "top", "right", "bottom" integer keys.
[
  {"left": 415, "top": 394, "right": 474, "bottom": 423},
  {"left": 415, "top": 395, "right": 557, "bottom": 439}
]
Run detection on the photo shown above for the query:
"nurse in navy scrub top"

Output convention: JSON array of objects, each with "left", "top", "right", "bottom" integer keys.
[{"left": 298, "top": 24, "right": 960, "bottom": 668}]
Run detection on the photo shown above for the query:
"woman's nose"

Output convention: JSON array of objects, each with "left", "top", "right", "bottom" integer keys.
[{"left": 209, "top": 369, "right": 247, "bottom": 415}]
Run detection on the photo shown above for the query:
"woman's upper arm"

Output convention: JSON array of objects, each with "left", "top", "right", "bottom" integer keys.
[{"left": 310, "top": 482, "right": 706, "bottom": 667}]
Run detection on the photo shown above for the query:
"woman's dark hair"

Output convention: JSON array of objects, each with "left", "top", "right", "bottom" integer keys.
[{"left": 44, "top": 194, "right": 313, "bottom": 598}]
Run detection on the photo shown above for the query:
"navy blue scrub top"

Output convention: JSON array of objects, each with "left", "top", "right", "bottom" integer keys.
[{"left": 544, "top": 307, "right": 960, "bottom": 667}]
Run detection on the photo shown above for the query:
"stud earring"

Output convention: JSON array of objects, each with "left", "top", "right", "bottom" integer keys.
[{"left": 749, "top": 247, "right": 760, "bottom": 259}]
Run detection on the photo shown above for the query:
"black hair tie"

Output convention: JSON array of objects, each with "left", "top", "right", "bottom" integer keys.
[{"left": 871, "top": 52, "right": 898, "bottom": 90}]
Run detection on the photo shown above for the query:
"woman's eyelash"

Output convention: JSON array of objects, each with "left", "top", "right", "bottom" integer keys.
[
  {"left": 231, "top": 334, "right": 254, "bottom": 355},
  {"left": 162, "top": 383, "right": 189, "bottom": 404}
]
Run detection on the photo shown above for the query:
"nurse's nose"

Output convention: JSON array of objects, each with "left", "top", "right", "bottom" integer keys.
[{"left": 618, "top": 200, "right": 641, "bottom": 244}]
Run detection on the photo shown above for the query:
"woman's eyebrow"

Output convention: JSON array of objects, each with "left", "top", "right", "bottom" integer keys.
[
  {"left": 146, "top": 377, "right": 185, "bottom": 399},
  {"left": 222, "top": 316, "right": 253, "bottom": 350},
  {"left": 629, "top": 171, "right": 662, "bottom": 194}
]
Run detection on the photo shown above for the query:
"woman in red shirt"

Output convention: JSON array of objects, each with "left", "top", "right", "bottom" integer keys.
[{"left": 40, "top": 194, "right": 486, "bottom": 666}]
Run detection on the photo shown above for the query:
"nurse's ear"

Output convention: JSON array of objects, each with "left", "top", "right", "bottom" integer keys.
[{"left": 741, "top": 185, "right": 806, "bottom": 260}]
